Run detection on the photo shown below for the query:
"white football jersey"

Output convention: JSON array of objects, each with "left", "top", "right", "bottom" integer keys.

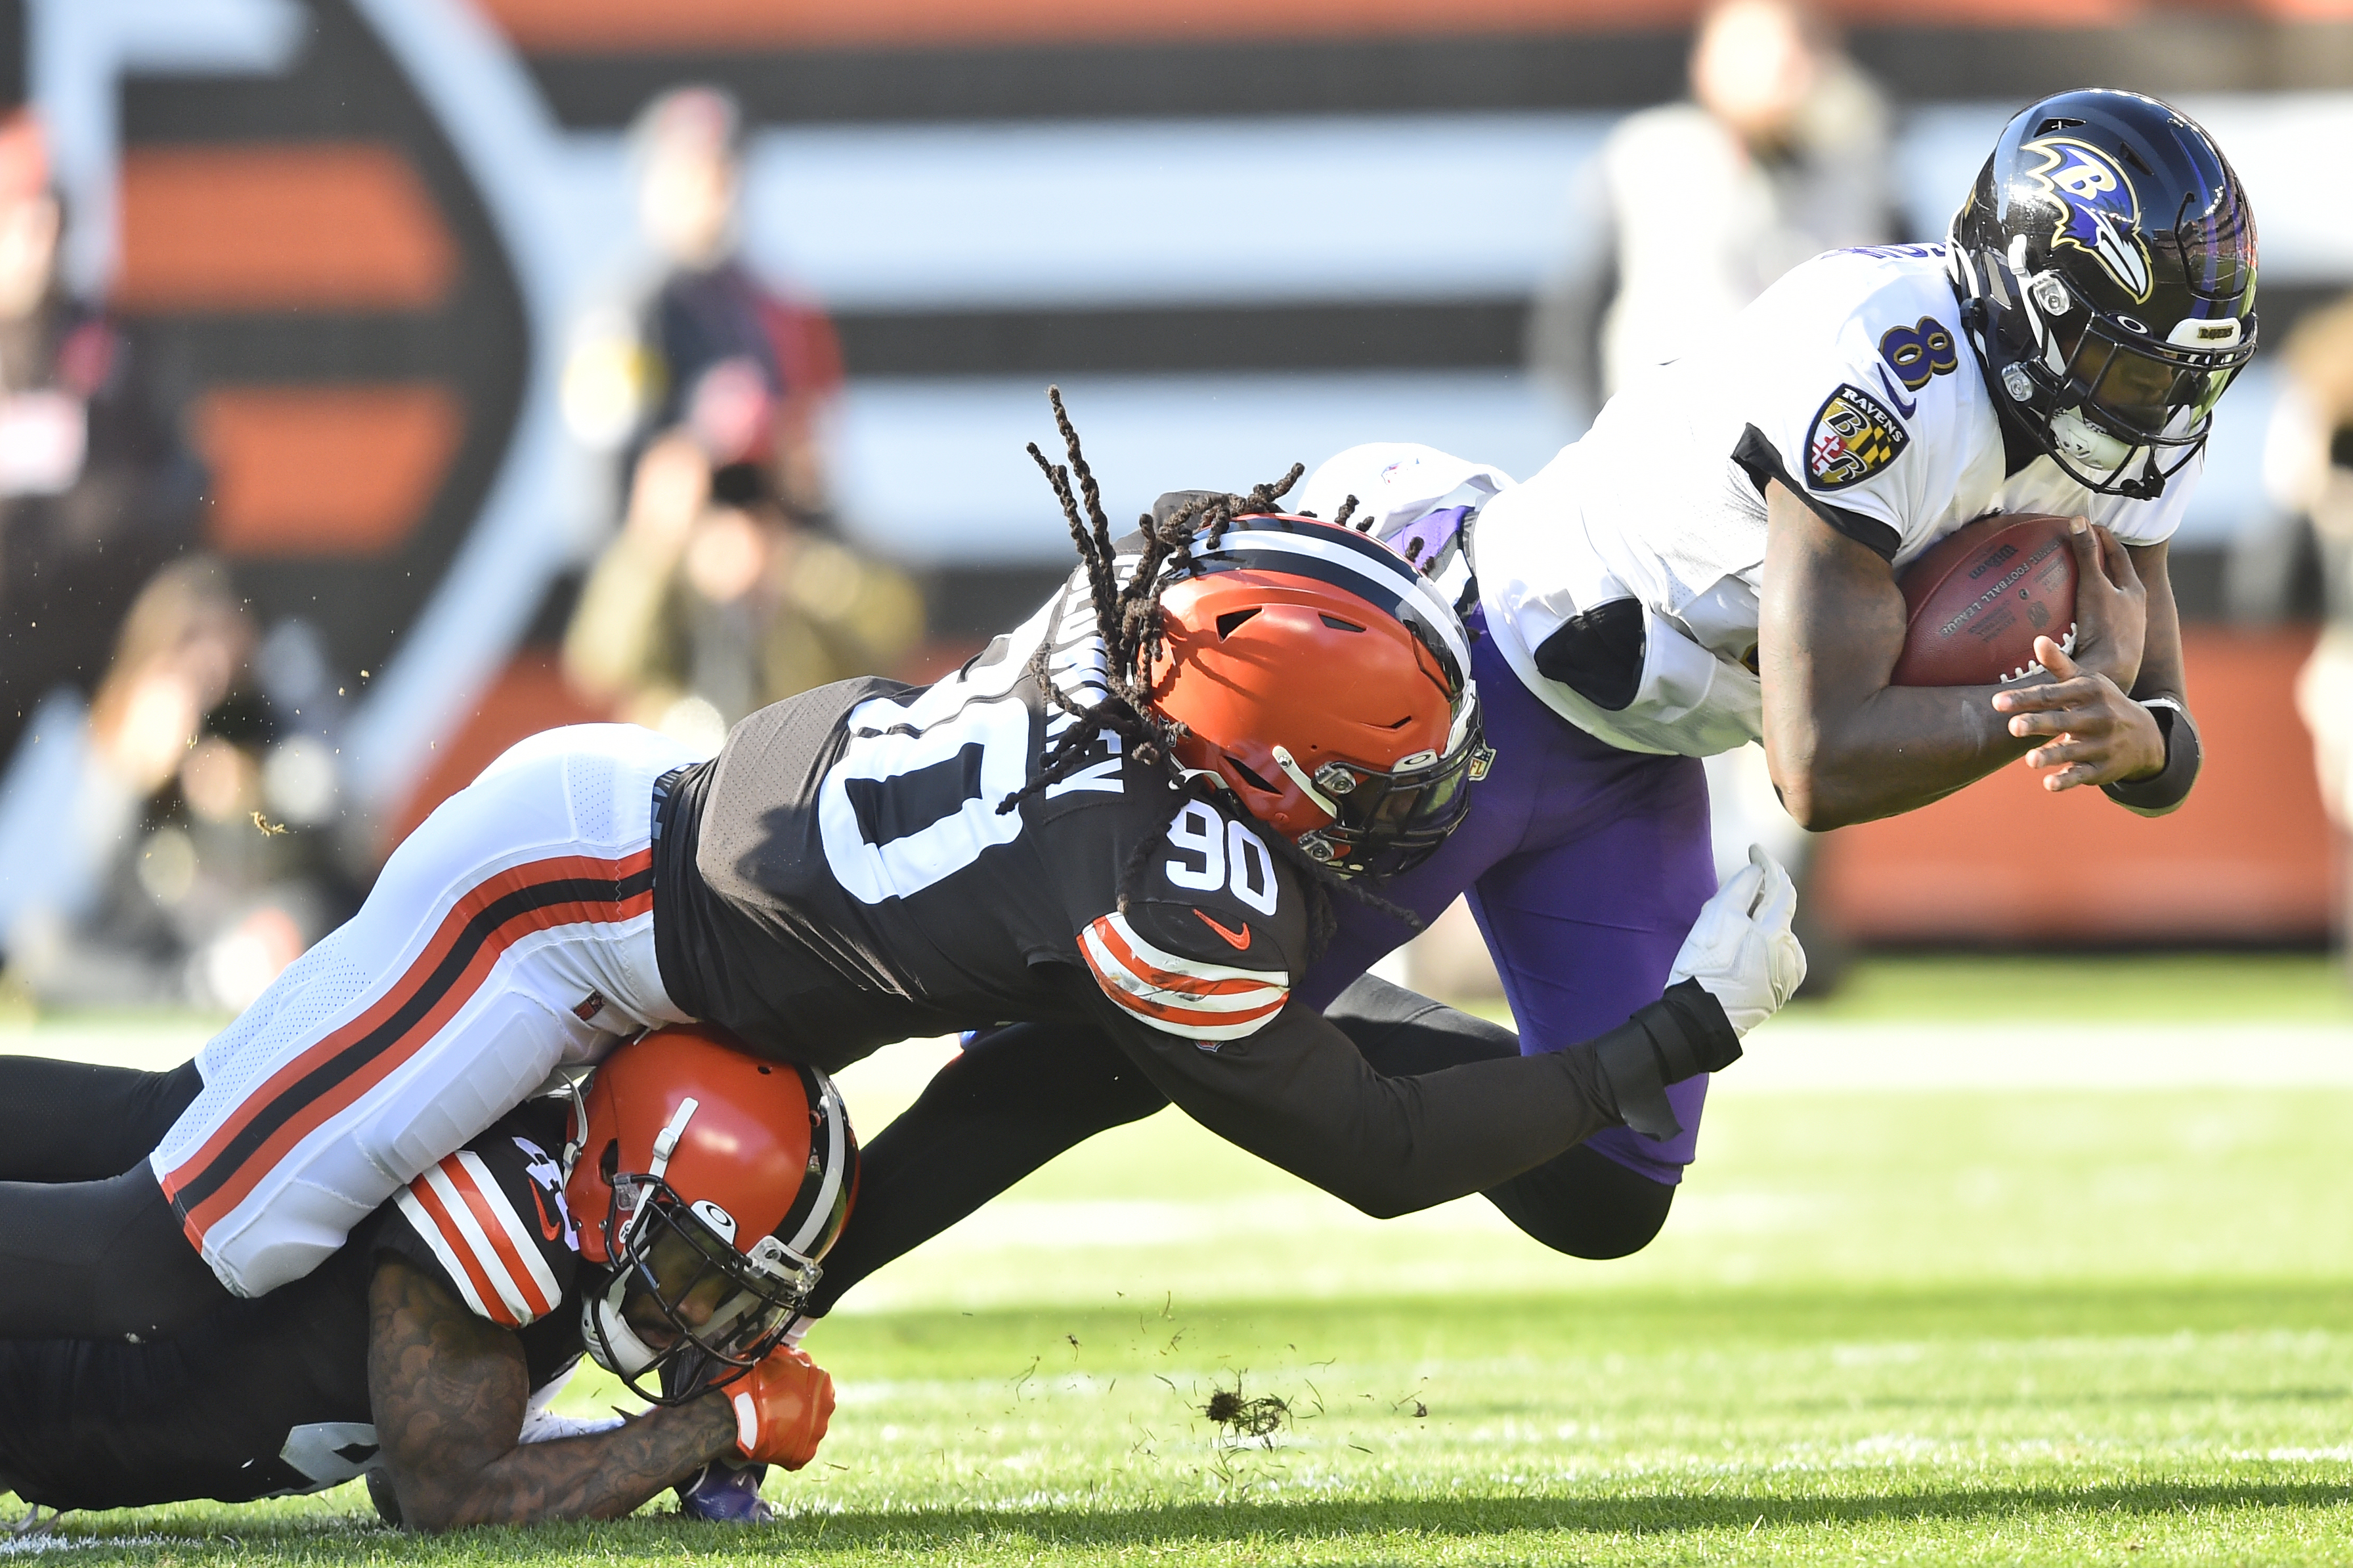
[{"left": 1470, "top": 242, "right": 2201, "bottom": 757}]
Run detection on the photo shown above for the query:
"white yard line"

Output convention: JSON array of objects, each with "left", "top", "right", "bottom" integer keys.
[{"left": 1724, "top": 1019, "right": 2353, "bottom": 1093}]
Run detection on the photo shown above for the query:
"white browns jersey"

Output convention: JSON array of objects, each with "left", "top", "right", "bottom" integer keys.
[{"left": 1470, "top": 242, "right": 2201, "bottom": 757}]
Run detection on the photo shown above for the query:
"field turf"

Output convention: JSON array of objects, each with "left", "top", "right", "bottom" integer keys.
[{"left": 6, "top": 955, "right": 2352, "bottom": 1564}]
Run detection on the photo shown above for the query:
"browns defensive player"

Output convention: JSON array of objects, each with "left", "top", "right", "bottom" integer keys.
[
  {"left": 0, "top": 1029, "right": 846, "bottom": 1532},
  {"left": 0, "top": 394, "right": 1801, "bottom": 1344}
]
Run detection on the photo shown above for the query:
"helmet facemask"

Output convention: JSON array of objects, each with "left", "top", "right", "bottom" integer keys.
[
  {"left": 1985, "top": 261, "right": 2251, "bottom": 499},
  {"left": 578, "top": 1162, "right": 821, "bottom": 1405},
  {"left": 561, "top": 1050, "right": 855, "bottom": 1408},
  {"left": 1284, "top": 684, "right": 1493, "bottom": 878}
]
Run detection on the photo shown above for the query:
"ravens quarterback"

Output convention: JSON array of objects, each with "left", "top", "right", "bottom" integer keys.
[
  {"left": 0, "top": 1027, "right": 848, "bottom": 1531},
  {"left": 777, "top": 87, "right": 2256, "bottom": 1324},
  {"left": 0, "top": 392, "right": 1803, "bottom": 1344}
]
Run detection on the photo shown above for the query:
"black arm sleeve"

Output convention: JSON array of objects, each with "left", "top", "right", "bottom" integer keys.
[
  {"left": 1324, "top": 974, "right": 1674, "bottom": 1258},
  {"left": 808, "top": 973, "right": 1725, "bottom": 1316},
  {"left": 1066, "top": 967, "right": 1728, "bottom": 1219}
]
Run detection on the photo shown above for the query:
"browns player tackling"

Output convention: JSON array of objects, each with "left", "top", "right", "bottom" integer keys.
[
  {"left": 778, "top": 88, "right": 2255, "bottom": 1327},
  {"left": 0, "top": 391, "right": 1802, "bottom": 1350}
]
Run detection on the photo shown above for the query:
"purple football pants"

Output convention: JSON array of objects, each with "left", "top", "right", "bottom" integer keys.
[{"left": 1299, "top": 615, "right": 1719, "bottom": 1183}]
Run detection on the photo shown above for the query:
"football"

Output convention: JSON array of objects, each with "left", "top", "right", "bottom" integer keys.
[{"left": 1889, "top": 512, "right": 2080, "bottom": 687}]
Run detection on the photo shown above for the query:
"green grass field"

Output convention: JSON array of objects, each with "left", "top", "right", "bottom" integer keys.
[{"left": 7, "top": 956, "right": 2353, "bottom": 1564}]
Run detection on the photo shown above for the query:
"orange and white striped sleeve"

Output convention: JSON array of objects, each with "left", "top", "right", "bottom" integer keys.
[
  {"left": 382, "top": 1136, "right": 576, "bottom": 1328},
  {"left": 1077, "top": 908, "right": 1291, "bottom": 1046}
]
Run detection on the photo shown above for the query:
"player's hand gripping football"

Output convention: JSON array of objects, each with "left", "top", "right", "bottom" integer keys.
[
  {"left": 1989, "top": 530, "right": 2166, "bottom": 795},
  {"left": 1668, "top": 845, "right": 1805, "bottom": 1036},
  {"left": 2053, "top": 515, "right": 2148, "bottom": 691},
  {"left": 729, "top": 1346, "right": 836, "bottom": 1470}
]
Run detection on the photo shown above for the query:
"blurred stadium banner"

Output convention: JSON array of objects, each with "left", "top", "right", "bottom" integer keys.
[{"left": 10, "top": 0, "right": 2352, "bottom": 942}]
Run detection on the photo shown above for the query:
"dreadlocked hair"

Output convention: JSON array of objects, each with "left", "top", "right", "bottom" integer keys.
[{"left": 993, "top": 387, "right": 1423, "bottom": 956}]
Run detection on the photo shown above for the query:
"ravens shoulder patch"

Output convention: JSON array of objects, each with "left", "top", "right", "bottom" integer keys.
[{"left": 1805, "top": 382, "right": 1910, "bottom": 491}]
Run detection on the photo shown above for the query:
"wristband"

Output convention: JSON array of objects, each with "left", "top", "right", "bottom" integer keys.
[
  {"left": 1589, "top": 981, "right": 1742, "bottom": 1141},
  {"left": 2102, "top": 696, "right": 2199, "bottom": 816}
]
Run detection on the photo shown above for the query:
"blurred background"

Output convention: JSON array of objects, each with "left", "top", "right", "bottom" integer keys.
[{"left": 0, "top": 0, "right": 2346, "bottom": 1013}]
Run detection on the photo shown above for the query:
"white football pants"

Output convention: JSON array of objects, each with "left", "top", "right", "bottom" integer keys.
[{"left": 150, "top": 724, "right": 699, "bottom": 1297}]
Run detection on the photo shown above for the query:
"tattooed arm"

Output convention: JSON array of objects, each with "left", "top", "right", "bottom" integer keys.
[{"left": 367, "top": 1253, "right": 738, "bottom": 1532}]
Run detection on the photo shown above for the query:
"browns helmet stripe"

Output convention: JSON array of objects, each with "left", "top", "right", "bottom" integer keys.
[
  {"left": 1184, "top": 517, "right": 1471, "bottom": 691},
  {"left": 777, "top": 1063, "right": 855, "bottom": 1260}
]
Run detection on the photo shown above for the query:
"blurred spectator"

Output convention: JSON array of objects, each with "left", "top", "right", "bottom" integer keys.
[
  {"left": 0, "top": 110, "right": 206, "bottom": 771},
  {"left": 565, "top": 429, "right": 922, "bottom": 744},
  {"left": 2263, "top": 299, "right": 2353, "bottom": 965},
  {"left": 1524, "top": 1, "right": 1890, "bottom": 990},
  {"left": 0, "top": 561, "right": 358, "bottom": 1011},
  {"left": 561, "top": 87, "right": 920, "bottom": 748},
  {"left": 0, "top": 110, "right": 310, "bottom": 1011},
  {"left": 1526, "top": 0, "right": 1894, "bottom": 415}
]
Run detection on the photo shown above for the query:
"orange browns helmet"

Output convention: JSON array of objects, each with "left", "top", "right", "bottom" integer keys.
[
  {"left": 563, "top": 1025, "right": 857, "bottom": 1403},
  {"left": 1145, "top": 513, "right": 1491, "bottom": 877}
]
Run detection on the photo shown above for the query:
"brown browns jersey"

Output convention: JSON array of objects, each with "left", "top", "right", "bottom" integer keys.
[
  {"left": 651, "top": 562, "right": 1314, "bottom": 1071},
  {"left": 650, "top": 562, "right": 1649, "bottom": 1227}
]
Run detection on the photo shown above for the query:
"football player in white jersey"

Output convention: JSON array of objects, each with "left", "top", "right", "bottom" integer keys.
[
  {"left": 771, "top": 89, "right": 2257, "bottom": 1325},
  {"left": 1464, "top": 85, "right": 2243, "bottom": 827}
]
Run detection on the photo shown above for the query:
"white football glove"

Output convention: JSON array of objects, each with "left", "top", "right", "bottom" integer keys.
[{"left": 1667, "top": 845, "right": 1806, "bottom": 1036}]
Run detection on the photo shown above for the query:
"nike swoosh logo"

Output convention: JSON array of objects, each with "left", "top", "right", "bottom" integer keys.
[
  {"left": 1873, "top": 365, "right": 1920, "bottom": 418},
  {"left": 1194, "top": 909, "right": 1253, "bottom": 951},
  {"left": 529, "top": 1183, "right": 563, "bottom": 1242}
]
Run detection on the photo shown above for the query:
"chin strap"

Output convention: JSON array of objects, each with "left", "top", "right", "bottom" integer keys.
[
  {"left": 581, "top": 1275, "right": 663, "bottom": 1380},
  {"left": 647, "top": 1098, "right": 699, "bottom": 1181},
  {"left": 2102, "top": 696, "right": 2200, "bottom": 816}
]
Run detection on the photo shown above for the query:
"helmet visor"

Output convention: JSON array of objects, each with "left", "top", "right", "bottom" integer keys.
[
  {"left": 2033, "top": 301, "right": 2254, "bottom": 497},
  {"left": 2062, "top": 322, "right": 2242, "bottom": 443}
]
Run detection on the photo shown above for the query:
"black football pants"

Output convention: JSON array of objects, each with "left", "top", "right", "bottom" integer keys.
[
  {"left": 0, "top": 1056, "right": 232, "bottom": 1338},
  {"left": 804, "top": 974, "right": 1675, "bottom": 1316}
]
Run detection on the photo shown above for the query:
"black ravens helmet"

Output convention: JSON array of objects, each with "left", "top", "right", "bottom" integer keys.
[{"left": 1947, "top": 89, "right": 2258, "bottom": 500}]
